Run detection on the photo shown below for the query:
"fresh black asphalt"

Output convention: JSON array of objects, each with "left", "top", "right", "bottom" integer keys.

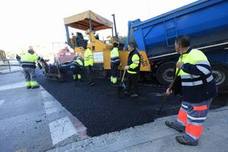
[{"left": 36, "top": 70, "right": 227, "bottom": 137}]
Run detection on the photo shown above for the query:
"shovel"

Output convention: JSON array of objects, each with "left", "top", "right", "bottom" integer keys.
[
  {"left": 118, "top": 69, "right": 127, "bottom": 97},
  {"left": 152, "top": 56, "right": 183, "bottom": 114},
  {"left": 149, "top": 92, "right": 167, "bottom": 115}
]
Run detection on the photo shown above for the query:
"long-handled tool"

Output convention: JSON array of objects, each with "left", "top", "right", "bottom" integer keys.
[
  {"left": 154, "top": 57, "right": 183, "bottom": 114},
  {"left": 118, "top": 69, "right": 127, "bottom": 97}
]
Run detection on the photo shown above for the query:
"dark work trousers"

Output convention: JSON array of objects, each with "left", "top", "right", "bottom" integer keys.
[
  {"left": 23, "top": 67, "right": 36, "bottom": 82},
  {"left": 85, "top": 65, "right": 93, "bottom": 84},
  {"left": 73, "top": 65, "right": 83, "bottom": 79},
  {"left": 111, "top": 63, "right": 119, "bottom": 78},
  {"left": 126, "top": 73, "right": 139, "bottom": 95}
]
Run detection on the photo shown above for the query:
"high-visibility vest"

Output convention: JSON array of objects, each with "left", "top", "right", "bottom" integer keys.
[
  {"left": 84, "top": 48, "right": 93, "bottom": 66},
  {"left": 176, "top": 48, "right": 217, "bottom": 102},
  {"left": 127, "top": 49, "right": 140, "bottom": 74},
  {"left": 74, "top": 57, "right": 83, "bottom": 66},
  {"left": 111, "top": 47, "right": 120, "bottom": 64},
  {"left": 21, "top": 52, "right": 39, "bottom": 68}
]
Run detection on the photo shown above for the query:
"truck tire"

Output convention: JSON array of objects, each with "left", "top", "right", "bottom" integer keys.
[
  {"left": 211, "top": 64, "right": 228, "bottom": 87},
  {"left": 156, "top": 62, "right": 176, "bottom": 85}
]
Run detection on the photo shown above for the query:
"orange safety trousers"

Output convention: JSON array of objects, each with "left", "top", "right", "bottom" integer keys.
[{"left": 177, "top": 100, "right": 211, "bottom": 140}]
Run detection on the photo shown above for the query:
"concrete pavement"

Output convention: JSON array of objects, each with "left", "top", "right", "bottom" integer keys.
[{"left": 0, "top": 71, "right": 88, "bottom": 152}]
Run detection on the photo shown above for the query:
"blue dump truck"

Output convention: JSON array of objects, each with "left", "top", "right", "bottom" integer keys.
[{"left": 128, "top": 0, "right": 228, "bottom": 90}]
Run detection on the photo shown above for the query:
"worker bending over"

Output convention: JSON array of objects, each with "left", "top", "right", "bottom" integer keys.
[
  {"left": 20, "top": 46, "right": 43, "bottom": 89},
  {"left": 165, "top": 36, "right": 217, "bottom": 146},
  {"left": 84, "top": 46, "right": 95, "bottom": 86},
  {"left": 110, "top": 42, "right": 120, "bottom": 85},
  {"left": 124, "top": 43, "right": 141, "bottom": 97},
  {"left": 72, "top": 55, "right": 84, "bottom": 81}
]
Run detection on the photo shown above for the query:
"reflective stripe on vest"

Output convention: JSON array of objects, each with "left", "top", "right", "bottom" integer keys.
[
  {"left": 177, "top": 49, "right": 213, "bottom": 87},
  {"left": 181, "top": 75, "right": 213, "bottom": 86}
]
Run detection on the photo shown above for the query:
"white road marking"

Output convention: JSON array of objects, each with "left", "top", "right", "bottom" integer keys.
[
  {"left": 0, "top": 82, "right": 25, "bottom": 91},
  {"left": 49, "top": 117, "right": 78, "bottom": 145},
  {"left": 41, "top": 89, "right": 88, "bottom": 143},
  {"left": 0, "top": 100, "right": 5, "bottom": 107}
]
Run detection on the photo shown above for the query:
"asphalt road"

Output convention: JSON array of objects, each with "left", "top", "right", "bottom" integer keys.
[{"left": 36, "top": 70, "right": 227, "bottom": 137}]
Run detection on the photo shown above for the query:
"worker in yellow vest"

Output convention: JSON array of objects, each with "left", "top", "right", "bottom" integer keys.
[
  {"left": 84, "top": 46, "right": 95, "bottom": 86},
  {"left": 165, "top": 36, "right": 217, "bottom": 146},
  {"left": 20, "top": 46, "right": 43, "bottom": 89},
  {"left": 110, "top": 42, "right": 120, "bottom": 85},
  {"left": 124, "top": 43, "right": 141, "bottom": 97}
]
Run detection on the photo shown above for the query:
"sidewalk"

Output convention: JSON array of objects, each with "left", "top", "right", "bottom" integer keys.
[
  {"left": 48, "top": 106, "right": 228, "bottom": 152},
  {"left": 0, "top": 65, "right": 22, "bottom": 74},
  {"left": 0, "top": 71, "right": 87, "bottom": 152},
  {"left": 0, "top": 59, "right": 21, "bottom": 74}
]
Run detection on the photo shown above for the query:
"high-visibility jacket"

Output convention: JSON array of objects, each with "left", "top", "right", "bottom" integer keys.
[
  {"left": 111, "top": 47, "right": 120, "bottom": 65},
  {"left": 176, "top": 48, "right": 217, "bottom": 102},
  {"left": 84, "top": 48, "right": 93, "bottom": 66},
  {"left": 21, "top": 52, "right": 40, "bottom": 68},
  {"left": 127, "top": 49, "right": 140, "bottom": 74},
  {"left": 74, "top": 57, "right": 83, "bottom": 66}
]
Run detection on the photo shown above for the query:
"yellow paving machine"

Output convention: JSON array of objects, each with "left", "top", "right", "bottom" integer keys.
[{"left": 63, "top": 10, "right": 151, "bottom": 73}]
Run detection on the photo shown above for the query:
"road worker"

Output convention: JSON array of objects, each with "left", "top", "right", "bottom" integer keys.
[
  {"left": 70, "top": 33, "right": 76, "bottom": 48},
  {"left": 165, "top": 36, "right": 217, "bottom": 146},
  {"left": 110, "top": 42, "right": 120, "bottom": 85},
  {"left": 84, "top": 46, "right": 95, "bottom": 86},
  {"left": 72, "top": 55, "right": 84, "bottom": 81},
  {"left": 124, "top": 42, "right": 141, "bottom": 97},
  {"left": 20, "top": 46, "right": 43, "bottom": 89}
]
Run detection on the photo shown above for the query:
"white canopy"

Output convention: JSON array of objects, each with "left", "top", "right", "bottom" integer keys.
[{"left": 64, "top": 10, "right": 113, "bottom": 31}]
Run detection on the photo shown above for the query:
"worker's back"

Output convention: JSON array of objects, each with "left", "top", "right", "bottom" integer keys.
[{"left": 21, "top": 52, "right": 39, "bottom": 68}]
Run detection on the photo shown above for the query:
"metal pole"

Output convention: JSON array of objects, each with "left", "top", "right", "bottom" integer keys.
[
  {"left": 89, "top": 12, "right": 92, "bottom": 32},
  {"left": 89, "top": 19, "right": 92, "bottom": 32},
  {"left": 65, "top": 25, "right": 70, "bottom": 45},
  {"left": 111, "top": 27, "right": 114, "bottom": 37},
  {"left": 112, "top": 14, "right": 119, "bottom": 41}
]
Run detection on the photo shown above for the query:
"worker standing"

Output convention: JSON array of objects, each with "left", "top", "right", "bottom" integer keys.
[
  {"left": 110, "top": 42, "right": 120, "bottom": 85},
  {"left": 124, "top": 43, "right": 141, "bottom": 97},
  {"left": 20, "top": 46, "right": 43, "bottom": 89},
  {"left": 70, "top": 33, "right": 76, "bottom": 48},
  {"left": 72, "top": 55, "right": 84, "bottom": 81},
  {"left": 84, "top": 46, "right": 95, "bottom": 86},
  {"left": 165, "top": 36, "right": 217, "bottom": 146}
]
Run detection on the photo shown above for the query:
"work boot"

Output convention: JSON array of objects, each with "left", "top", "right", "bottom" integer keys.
[
  {"left": 31, "top": 85, "right": 40, "bottom": 89},
  {"left": 176, "top": 135, "right": 198, "bottom": 146},
  {"left": 165, "top": 121, "right": 185, "bottom": 132}
]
